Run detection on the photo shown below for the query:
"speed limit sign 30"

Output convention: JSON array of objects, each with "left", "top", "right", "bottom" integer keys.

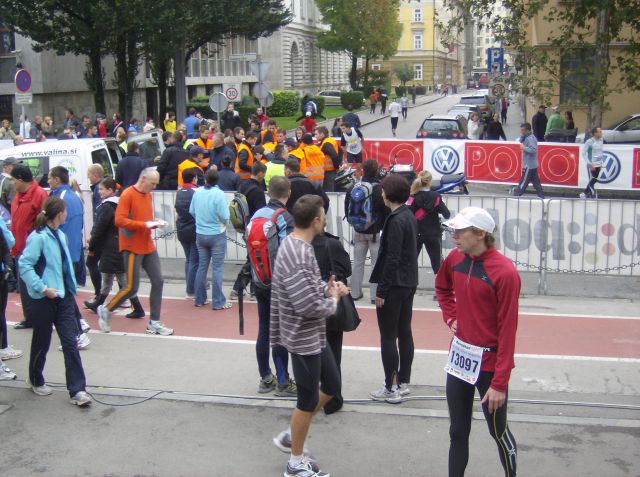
[{"left": 223, "top": 83, "right": 241, "bottom": 101}]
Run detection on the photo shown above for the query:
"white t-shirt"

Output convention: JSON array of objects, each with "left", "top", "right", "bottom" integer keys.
[
  {"left": 342, "top": 128, "right": 362, "bottom": 155},
  {"left": 388, "top": 102, "right": 402, "bottom": 118},
  {"left": 467, "top": 119, "right": 480, "bottom": 140}
]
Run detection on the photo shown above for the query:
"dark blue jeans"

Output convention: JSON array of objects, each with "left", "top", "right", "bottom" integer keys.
[
  {"left": 180, "top": 240, "right": 199, "bottom": 295},
  {"left": 195, "top": 232, "right": 227, "bottom": 308},
  {"left": 29, "top": 293, "right": 87, "bottom": 397},
  {"left": 255, "top": 287, "right": 288, "bottom": 384}
]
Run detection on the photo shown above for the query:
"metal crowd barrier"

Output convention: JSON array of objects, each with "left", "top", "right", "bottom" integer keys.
[{"left": 150, "top": 191, "right": 640, "bottom": 294}]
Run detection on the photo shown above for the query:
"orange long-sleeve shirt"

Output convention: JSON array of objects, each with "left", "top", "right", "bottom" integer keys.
[{"left": 114, "top": 186, "right": 155, "bottom": 254}]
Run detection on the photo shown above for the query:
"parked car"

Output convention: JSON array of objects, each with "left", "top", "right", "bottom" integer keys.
[
  {"left": 317, "top": 90, "right": 342, "bottom": 106},
  {"left": 448, "top": 104, "right": 481, "bottom": 119},
  {"left": 459, "top": 94, "right": 495, "bottom": 118},
  {"left": 576, "top": 114, "right": 640, "bottom": 144},
  {"left": 416, "top": 114, "right": 468, "bottom": 139}
]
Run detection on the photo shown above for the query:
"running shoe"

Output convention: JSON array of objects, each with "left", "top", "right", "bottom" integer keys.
[
  {"left": 97, "top": 304, "right": 111, "bottom": 332},
  {"left": 70, "top": 391, "right": 92, "bottom": 407},
  {"left": 275, "top": 378, "right": 297, "bottom": 397},
  {"left": 273, "top": 430, "right": 309, "bottom": 454},
  {"left": 77, "top": 333, "right": 91, "bottom": 350},
  {"left": 0, "top": 345, "right": 23, "bottom": 360},
  {"left": 27, "top": 378, "right": 52, "bottom": 396},
  {"left": 395, "top": 383, "right": 411, "bottom": 396},
  {"left": 0, "top": 363, "right": 16, "bottom": 381},
  {"left": 284, "top": 458, "right": 329, "bottom": 477},
  {"left": 79, "top": 318, "right": 91, "bottom": 334},
  {"left": 146, "top": 320, "right": 174, "bottom": 336},
  {"left": 258, "top": 375, "right": 276, "bottom": 394},
  {"left": 370, "top": 385, "right": 402, "bottom": 404}
]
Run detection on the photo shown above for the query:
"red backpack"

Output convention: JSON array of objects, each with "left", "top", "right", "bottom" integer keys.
[{"left": 246, "top": 208, "right": 287, "bottom": 289}]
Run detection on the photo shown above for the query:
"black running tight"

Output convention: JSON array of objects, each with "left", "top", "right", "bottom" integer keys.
[{"left": 446, "top": 371, "right": 517, "bottom": 477}]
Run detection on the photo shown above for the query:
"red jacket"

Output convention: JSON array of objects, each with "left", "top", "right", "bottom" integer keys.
[
  {"left": 435, "top": 247, "right": 520, "bottom": 392},
  {"left": 300, "top": 117, "right": 317, "bottom": 134},
  {"left": 10, "top": 181, "right": 48, "bottom": 257}
]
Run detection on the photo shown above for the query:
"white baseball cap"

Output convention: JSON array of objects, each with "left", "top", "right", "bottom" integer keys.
[{"left": 442, "top": 207, "right": 495, "bottom": 233}]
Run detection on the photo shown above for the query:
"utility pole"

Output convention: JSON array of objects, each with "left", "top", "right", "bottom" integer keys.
[{"left": 174, "top": 43, "right": 187, "bottom": 124}]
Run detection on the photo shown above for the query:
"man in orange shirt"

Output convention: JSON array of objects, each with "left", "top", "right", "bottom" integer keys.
[{"left": 97, "top": 168, "right": 173, "bottom": 336}]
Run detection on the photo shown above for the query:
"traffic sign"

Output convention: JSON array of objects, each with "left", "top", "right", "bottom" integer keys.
[
  {"left": 15, "top": 93, "right": 33, "bottom": 105},
  {"left": 263, "top": 91, "right": 275, "bottom": 108},
  {"left": 491, "top": 83, "right": 506, "bottom": 97},
  {"left": 15, "top": 69, "right": 32, "bottom": 93},
  {"left": 253, "top": 82, "right": 270, "bottom": 100},
  {"left": 223, "top": 83, "right": 241, "bottom": 102},
  {"left": 209, "top": 92, "right": 227, "bottom": 113}
]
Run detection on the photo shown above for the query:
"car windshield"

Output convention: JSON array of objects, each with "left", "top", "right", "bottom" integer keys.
[{"left": 421, "top": 120, "right": 458, "bottom": 132}]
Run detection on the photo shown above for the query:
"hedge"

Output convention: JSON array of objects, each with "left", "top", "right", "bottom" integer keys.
[
  {"left": 269, "top": 90, "right": 299, "bottom": 116},
  {"left": 340, "top": 91, "right": 364, "bottom": 109}
]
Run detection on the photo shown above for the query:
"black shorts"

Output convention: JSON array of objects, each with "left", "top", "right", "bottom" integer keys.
[
  {"left": 291, "top": 347, "right": 341, "bottom": 412},
  {"left": 346, "top": 152, "right": 363, "bottom": 164}
]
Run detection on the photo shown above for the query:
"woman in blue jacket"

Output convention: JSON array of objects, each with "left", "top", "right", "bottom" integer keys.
[
  {"left": 0, "top": 219, "right": 20, "bottom": 380},
  {"left": 19, "top": 196, "right": 91, "bottom": 407}
]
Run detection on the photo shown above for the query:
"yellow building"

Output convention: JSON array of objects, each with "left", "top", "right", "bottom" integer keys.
[
  {"left": 522, "top": 1, "right": 640, "bottom": 133},
  {"left": 375, "top": 0, "right": 465, "bottom": 91}
]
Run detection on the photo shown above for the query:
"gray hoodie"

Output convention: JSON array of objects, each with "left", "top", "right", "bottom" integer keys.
[{"left": 519, "top": 132, "right": 538, "bottom": 169}]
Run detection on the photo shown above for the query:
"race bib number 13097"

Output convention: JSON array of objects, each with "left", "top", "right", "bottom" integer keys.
[{"left": 444, "top": 336, "right": 484, "bottom": 385}]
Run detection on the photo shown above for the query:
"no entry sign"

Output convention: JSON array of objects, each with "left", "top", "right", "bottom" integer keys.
[{"left": 15, "top": 69, "right": 32, "bottom": 93}]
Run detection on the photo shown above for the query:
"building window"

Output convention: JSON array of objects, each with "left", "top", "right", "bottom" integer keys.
[
  {"left": 414, "top": 64, "right": 423, "bottom": 80},
  {"left": 560, "top": 51, "right": 593, "bottom": 104},
  {"left": 0, "top": 21, "right": 15, "bottom": 55},
  {"left": 372, "top": 64, "right": 381, "bottom": 71},
  {"left": 413, "top": 34, "right": 423, "bottom": 50},
  {"left": 413, "top": 9, "right": 422, "bottom": 22}
]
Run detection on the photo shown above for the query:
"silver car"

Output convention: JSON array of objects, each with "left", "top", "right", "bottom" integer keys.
[
  {"left": 576, "top": 114, "right": 640, "bottom": 144},
  {"left": 317, "top": 90, "right": 342, "bottom": 106}
]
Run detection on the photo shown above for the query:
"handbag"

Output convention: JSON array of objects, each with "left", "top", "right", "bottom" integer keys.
[{"left": 325, "top": 240, "right": 361, "bottom": 332}]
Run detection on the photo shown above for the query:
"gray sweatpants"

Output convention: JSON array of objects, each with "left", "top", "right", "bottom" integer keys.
[
  {"left": 105, "top": 250, "right": 164, "bottom": 320},
  {"left": 351, "top": 232, "right": 380, "bottom": 301}
]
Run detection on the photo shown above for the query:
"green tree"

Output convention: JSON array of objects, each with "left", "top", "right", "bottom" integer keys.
[
  {"left": 316, "top": 0, "right": 402, "bottom": 90},
  {"left": 393, "top": 63, "right": 414, "bottom": 87},
  {"left": 437, "top": 0, "right": 640, "bottom": 133}
]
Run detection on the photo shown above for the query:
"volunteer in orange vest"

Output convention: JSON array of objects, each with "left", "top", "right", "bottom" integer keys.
[
  {"left": 299, "top": 134, "right": 325, "bottom": 188},
  {"left": 177, "top": 146, "right": 206, "bottom": 187},
  {"left": 235, "top": 132, "right": 258, "bottom": 180},
  {"left": 285, "top": 137, "right": 304, "bottom": 165},
  {"left": 316, "top": 126, "right": 341, "bottom": 192},
  {"left": 260, "top": 120, "right": 278, "bottom": 153},
  {"left": 194, "top": 125, "right": 213, "bottom": 169}
]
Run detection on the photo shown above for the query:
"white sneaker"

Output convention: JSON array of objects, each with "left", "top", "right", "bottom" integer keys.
[
  {"left": 370, "top": 385, "right": 402, "bottom": 404},
  {"left": 26, "top": 378, "right": 52, "bottom": 395},
  {"left": 579, "top": 192, "right": 586, "bottom": 199},
  {"left": 70, "top": 391, "right": 92, "bottom": 407},
  {"left": 0, "top": 362, "right": 16, "bottom": 381},
  {"left": 0, "top": 345, "right": 23, "bottom": 360},
  {"left": 146, "top": 320, "right": 174, "bottom": 336},
  {"left": 395, "top": 383, "right": 411, "bottom": 396},
  {"left": 77, "top": 333, "right": 91, "bottom": 350},
  {"left": 79, "top": 318, "right": 90, "bottom": 333},
  {"left": 97, "top": 304, "right": 111, "bottom": 333},
  {"left": 273, "top": 430, "right": 310, "bottom": 454}
]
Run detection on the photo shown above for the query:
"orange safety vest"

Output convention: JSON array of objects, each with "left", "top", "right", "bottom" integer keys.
[
  {"left": 320, "top": 137, "right": 339, "bottom": 172},
  {"left": 177, "top": 159, "right": 202, "bottom": 188},
  {"left": 288, "top": 148, "right": 305, "bottom": 164},
  {"left": 195, "top": 137, "right": 213, "bottom": 150},
  {"left": 260, "top": 129, "right": 277, "bottom": 145},
  {"left": 302, "top": 144, "right": 325, "bottom": 181},
  {"left": 235, "top": 143, "right": 254, "bottom": 180}
]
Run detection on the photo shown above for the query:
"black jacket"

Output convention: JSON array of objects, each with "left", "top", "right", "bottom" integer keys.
[
  {"left": 221, "top": 111, "right": 242, "bottom": 131},
  {"left": 88, "top": 198, "right": 123, "bottom": 274},
  {"left": 344, "top": 177, "right": 389, "bottom": 235},
  {"left": 238, "top": 178, "right": 267, "bottom": 216},
  {"left": 286, "top": 173, "right": 330, "bottom": 213},
  {"left": 157, "top": 143, "right": 189, "bottom": 190},
  {"left": 312, "top": 233, "right": 352, "bottom": 285},
  {"left": 115, "top": 153, "right": 146, "bottom": 190},
  {"left": 209, "top": 145, "right": 235, "bottom": 171},
  {"left": 486, "top": 120, "right": 506, "bottom": 141},
  {"left": 532, "top": 112, "right": 548, "bottom": 142},
  {"left": 175, "top": 185, "right": 196, "bottom": 244},
  {"left": 369, "top": 205, "right": 419, "bottom": 298},
  {"left": 218, "top": 168, "right": 241, "bottom": 192},
  {"left": 410, "top": 190, "right": 450, "bottom": 236}
]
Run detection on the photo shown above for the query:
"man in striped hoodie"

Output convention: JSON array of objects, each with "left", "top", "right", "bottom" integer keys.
[{"left": 271, "top": 195, "right": 349, "bottom": 477}]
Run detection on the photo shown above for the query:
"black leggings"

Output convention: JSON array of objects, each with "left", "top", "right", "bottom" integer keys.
[
  {"left": 417, "top": 234, "right": 442, "bottom": 274},
  {"left": 291, "top": 347, "right": 340, "bottom": 412},
  {"left": 376, "top": 286, "right": 416, "bottom": 388},
  {"left": 584, "top": 166, "right": 601, "bottom": 198},
  {"left": 446, "top": 371, "right": 517, "bottom": 477},
  {"left": 0, "top": 280, "right": 7, "bottom": 349}
]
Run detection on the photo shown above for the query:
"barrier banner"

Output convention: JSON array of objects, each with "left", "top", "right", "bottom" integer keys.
[
  {"left": 464, "top": 142, "right": 522, "bottom": 183},
  {"left": 633, "top": 148, "right": 640, "bottom": 189},
  {"left": 538, "top": 144, "right": 579, "bottom": 186},
  {"left": 423, "top": 140, "right": 465, "bottom": 177},
  {"left": 361, "top": 139, "right": 424, "bottom": 170}
]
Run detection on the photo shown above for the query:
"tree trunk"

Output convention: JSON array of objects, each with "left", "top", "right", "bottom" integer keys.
[
  {"left": 363, "top": 56, "right": 370, "bottom": 90},
  {"left": 87, "top": 51, "right": 106, "bottom": 114},
  {"left": 587, "top": 7, "right": 611, "bottom": 135},
  {"left": 125, "top": 31, "right": 139, "bottom": 122},
  {"left": 157, "top": 58, "right": 168, "bottom": 127},
  {"left": 115, "top": 34, "right": 128, "bottom": 120},
  {"left": 349, "top": 54, "right": 358, "bottom": 90}
]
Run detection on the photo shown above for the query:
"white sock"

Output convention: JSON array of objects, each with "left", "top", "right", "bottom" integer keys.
[{"left": 289, "top": 454, "right": 304, "bottom": 466}]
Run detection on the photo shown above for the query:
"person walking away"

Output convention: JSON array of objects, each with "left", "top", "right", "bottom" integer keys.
[
  {"left": 345, "top": 159, "right": 387, "bottom": 304},
  {"left": 246, "top": 176, "right": 297, "bottom": 396},
  {"left": 0, "top": 218, "right": 21, "bottom": 366},
  {"left": 10, "top": 165, "right": 48, "bottom": 330},
  {"left": 500, "top": 97, "right": 508, "bottom": 124},
  {"left": 388, "top": 98, "right": 402, "bottom": 137},
  {"left": 545, "top": 106, "right": 565, "bottom": 134},
  {"left": 580, "top": 127, "right": 604, "bottom": 199},
  {"left": 379, "top": 89, "right": 388, "bottom": 114},
  {"left": 340, "top": 122, "right": 365, "bottom": 179},
  {"left": 235, "top": 132, "right": 258, "bottom": 181},
  {"left": 97, "top": 169, "right": 173, "bottom": 335},
  {"left": 175, "top": 169, "right": 199, "bottom": 299},
  {"left": 264, "top": 144, "right": 287, "bottom": 188},
  {"left": 284, "top": 159, "right": 330, "bottom": 214},
  {"left": 311, "top": 230, "right": 352, "bottom": 414},
  {"left": 409, "top": 170, "right": 450, "bottom": 283},
  {"left": 436, "top": 206, "right": 519, "bottom": 477},
  {"left": 299, "top": 134, "right": 325, "bottom": 188},
  {"left": 183, "top": 108, "right": 200, "bottom": 139},
  {"left": 369, "top": 175, "right": 418, "bottom": 403},
  {"left": 271, "top": 195, "right": 348, "bottom": 477},
  {"left": 157, "top": 131, "right": 189, "bottom": 190},
  {"left": 400, "top": 94, "right": 409, "bottom": 120},
  {"left": 532, "top": 105, "right": 548, "bottom": 142},
  {"left": 486, "top": 113, "right": 507, "bottom": 141},
  {"left": 369, "top": 91, "right": 378, "bottom": 114},
  {"left": 189, "top": 168, "right": 231, "bottom": 310},
  {"left": 20, "top": 197, "right": 92, "bottom": 407},
  {"left": 411, "top": 86, "right": 417, "bottom": 105},
  {"left": 513, "top": 123, "right": 544, "bottom": 199},
  {"left": 316, "top": 126, "right": 341, "bottom": 192}
]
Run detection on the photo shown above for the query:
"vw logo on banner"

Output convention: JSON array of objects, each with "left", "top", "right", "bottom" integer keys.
[
  {"left": 597, "top": 151, "right": 621, "bottom": 184},
  {"left": 432, "top": 146, "right": 460, "bottom": 175}
]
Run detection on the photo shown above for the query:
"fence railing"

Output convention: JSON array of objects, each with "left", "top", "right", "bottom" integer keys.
[{"left": 150, "top": 191, "right": 640, "bottom": 294}]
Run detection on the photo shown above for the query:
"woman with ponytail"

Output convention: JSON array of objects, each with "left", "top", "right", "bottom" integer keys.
[
  {"left": 409, "top": 170, "right": 450, "bottom": 278},
  {"left": 19, "top": 197, "right": 91, "bottom": 407}
]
